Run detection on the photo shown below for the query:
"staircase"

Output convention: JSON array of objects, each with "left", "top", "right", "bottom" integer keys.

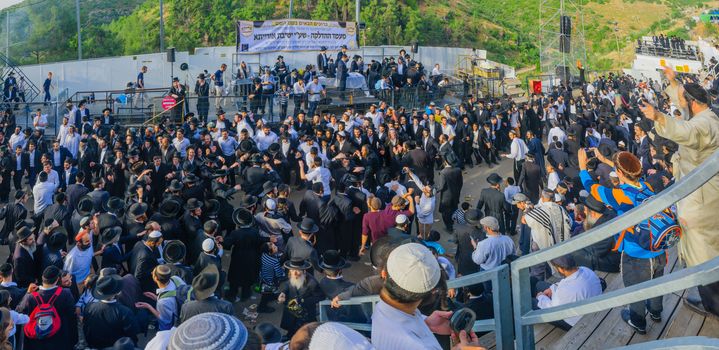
[
  {"left": 0, "top": 52, "right": 41, "bottom": 103},
  {"left": 502, "top": 77, "right": 528, "bottom": 104}
]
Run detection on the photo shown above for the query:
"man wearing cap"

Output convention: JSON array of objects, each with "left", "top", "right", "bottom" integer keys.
[
  {"left": 135, "top": 264, "right": 186, "bottom": 331},
  {"left": 511, "top": 193, "right": 534, "bottom": 256},
  {"left": 641, "top": 66, "right": 719, "bottom": 318},
  {"left": 534, "top": 255, "right": 603, "bottom": 330},
  {"left": 179, "top": 265, "right": 233, "bottom": 323},
  {"left": 82, "top": 274, "right": 139, "bottom": 348},
  {"left": 278, "top": 258, "right": 324, "bottom": 337},
  {"left": 471, "top": 216, "right": 515, "bottom": 272},
  {"left": 372, "top": 243, "right": 479, "bottom": 349},
  {"left": 64, "top": 231, "right": 96, "bottom": 284},
  {"left": 387, "top": 214, "right": 411, "bottom": 240},
  {"left": 17, "top": 266, "right": 78, "bottom": 350}
]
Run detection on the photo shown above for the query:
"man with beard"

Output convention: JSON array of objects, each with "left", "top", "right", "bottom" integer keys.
[
  {"left": 277, "top": 258, "right": 324, "bottom": 338},
  {"left": 63, "top": 231, "right": 96, "bottom": 287},
  {"left": 571, "top": 195, "right": 619, "bottom": 272},
  {"left": 13, "top": 226, "right": 40, "bottom": 288}
]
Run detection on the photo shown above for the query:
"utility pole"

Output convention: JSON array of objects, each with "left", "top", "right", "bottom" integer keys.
[
  {"left": 5, "top": 11, "right": 9, "bottom": 60},
  {"left": 288, "top": 0, "right": 293, "bottom": 19},
  {"left": 613, "top": 21, "right": 621, "bottom": 62},
  {"left": 75, "top": 0, "right": 82, "bottom": 60},
  {"left": 159, "top": 0, "right": 165, "bottom": 52},
  {"left": 355, "top": 0, "right": 360, "bottom": 25}
]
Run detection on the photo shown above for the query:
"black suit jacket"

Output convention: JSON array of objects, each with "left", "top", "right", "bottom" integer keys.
[
  {"left": 476, "top": 188, "right": 510, "bottom": 231},
  {"left": 518, "top": 161, "right": 543, "bottom": 203},
  {"left": 317, "top": 53, "right": 329, "bottom": 73},
  {"left": 128, "top": 241, "right": 159, "bottom": 292},
  {"left": 437, "top": 166, "right": 463, "bottom": 212},
  {"left": 66, "top": 183, "right": 90, "bottom": 212},
  {"left": 13, "top": 244, "right": 41, "bottom": 288}
]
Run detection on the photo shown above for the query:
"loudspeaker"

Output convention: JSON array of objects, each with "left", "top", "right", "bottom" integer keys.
[
  {"left": 560, "top": 16, "right": 572, "bottom": 37},
  {"left": 167, "top": 47, "right": 176, "bottom": 63},
  {"left": 559, "top": 35, "right": 571, "bottom": 53},
  {"left": 411, "top": 41, "right": 419, "bottom": 54},
  {"left": 555, "top": 65, "right": 571, "bottom": 83}
]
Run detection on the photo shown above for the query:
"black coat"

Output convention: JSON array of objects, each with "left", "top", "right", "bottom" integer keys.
[
  {"left": 454, "top": 223, "right": 485, "bottom": 276},
  {"left": 66, "top": 183, "right": 90, "bottom": 212},
  {"left": 242, "top": 166, "right": 268, "bottom": 196},
  {"left": 0, "top": 202, "right": 27, "bottom": 243},
  {"left": 179, "top": 297, "right": 234, "bottom": 324},
  {"left": 319, "top": 277, "right": 353, "bottom": 299},
  {"left": 13, "top": 244, "right": 41, "bottom": 288},
  {"left": 437, "top": 166, "right": 463, "bottom": 213},
  {"left": 18, "top": 287, "right": 78, "bottom": 350},
  {"left": 128, "top": 241, "right": 159, "bottom": 293},
  {"left": 284, "top": 236, "right": 320, "bottom": 272},
  {"left": 476, "top": 188, "right": 511, "bottom": 233},
  {"left": 518, "top": 161, "right": 543, "bottom": 204},
  {"left": 224, "top": 226, "right": 269, "bottom": 288},
  {"left": 279, "top": 277, "right": 324, "bottom": 336},
  {"left": 82, "top": 301, "right": 139, "bottom": 348}
]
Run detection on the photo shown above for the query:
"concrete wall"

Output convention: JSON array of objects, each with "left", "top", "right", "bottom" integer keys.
[{"left": 18, "top": 45, "right": 514, "bottom": 98}]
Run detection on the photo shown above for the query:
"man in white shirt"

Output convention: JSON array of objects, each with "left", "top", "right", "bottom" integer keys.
[
  {"left": 33, "top": 171, "right": 57, "bottom": 216},
  {"left": 62, "top": 125, "right": 80, "bottom": 158},
  {"left": 172, "top": 130, "right": 191, "bottom": 157},
  {"left": 8, "top": 127, "right": 26, "bottom": 151},
  {"left": 547, "top": 121, "right": 567, "bottom": 145},
  {"left": 535, "top": 254, "right": 603, "bottom": 329},
  {"left": 365, "top": 104, "right": 382, "bottom": 130},
  {"left": 33, "top": 109, "right": 48, "bottom": 131},
  {"left": 305, "top": 76, "right": 325, "bottom": 118},
  {"left": 254, "top": 124, "right": 279, "bottom": 151},
  {"left": 503, "top": 130, "right": 528, "bottom": 181},
  {"left": 299, "top": 156, "right": 331, "bottom": 198},
  {"left": 371, "top": 243, "right": 480, "bottom": 350}
]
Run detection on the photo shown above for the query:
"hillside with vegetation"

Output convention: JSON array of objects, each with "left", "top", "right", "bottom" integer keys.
[{"left": 3, "top": 0, "right": 718, "bottom": 72}]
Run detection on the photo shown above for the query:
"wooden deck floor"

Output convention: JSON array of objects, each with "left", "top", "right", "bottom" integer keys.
[{"left": 477, "top": 248, "right": 719, "bottom": 349}]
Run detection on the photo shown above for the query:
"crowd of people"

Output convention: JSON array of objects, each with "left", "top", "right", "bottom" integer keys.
[{"left": 0, "top": 44, "right": 714, "bottom": 350}]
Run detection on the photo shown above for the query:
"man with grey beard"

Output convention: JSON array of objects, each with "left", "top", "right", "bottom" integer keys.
[
  {"left": 571, "top": 195, "right": 620, "bottom": 273},
  {"left": 13, "top": 226, "right": 41, "bottom": 288},
  {"left": 277, "top": 258, "right": 324, "bottom": 338}
]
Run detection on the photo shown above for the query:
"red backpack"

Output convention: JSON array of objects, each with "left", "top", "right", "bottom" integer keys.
[{"left": 24, "top": 287, "right": 63, "bottom": 340}]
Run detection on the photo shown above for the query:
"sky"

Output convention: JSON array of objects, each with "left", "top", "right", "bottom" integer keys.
[{"left": 0, "top": 0, "right": 24, "bottom": 11}]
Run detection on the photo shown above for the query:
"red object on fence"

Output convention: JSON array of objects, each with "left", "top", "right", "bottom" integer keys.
[
  {"left": 162, "top": 97, "right": 176, "bottom": 110},
  {"left": 532, "top": 80, "right": 542, "bottom": 94}
]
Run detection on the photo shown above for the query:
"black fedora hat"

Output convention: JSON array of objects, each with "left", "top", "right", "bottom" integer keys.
[
  {"left": 298, "top": 218, "right": 319, "bottom": 234},
  {"left": 101, "top": 337, "right": 140, "bottom": 350},
  {"left": 14, "top": 190, "right": 25, "bottom": 200},
  {"left": 267, "top": 143, "right": 280, "bottom": 155},
  {"left": 192, "top": 264, "right": 220, "bottom": 300},
  {"left": 183, "top": 173, "right": 199, "bottom": 184},
  {"left": 232, "top": 208, "right": 255, "bottom": 227},
  {"left": 211, "top": 169, "right": 229, "bottom": 179},
  {"left": 260, "top": 181, "right": 277, "bottom": 197},
  {"left": 250, "top": 153, "right": 263, "bottom": 164},
  {"left": 239, "top": 140, "right": 254, "bottom": 153},
  {"left": 47, "top": 231, "right": 67, "bottom": 250},
  {"left": 77, "top": 195, "right": 95, "bottom": 217},
  {"left": 168, "top": 179, "right": 183, "bottom": 192},
  {"left": 103, "top": 197, "right": 125, "bottom": 213},
  {"left": 205, "top": 199, "right": 220, "bottom": 218},
  {"left": 159, "top": 199, "right": 182, "bottom": 217},
  {"left": 319, "top": 250, "right": 350, "bottom": 271},
  {"left": 464, "top": 209, "right": 482, "bottom": 225},
  {"left": 283, "top": 257, "right": 312, "bottom": 270},
  {"left": 92, "top": 274, "right": 124, "bottom": 300},
  {"left": 486, "top": 173, "right": 503, "bottom": 185},
  {"left": 216, "top": 107, "right": 226, "bottom": 116},
  {"left": 185, "top": 198, "right": 203, "bottom": 211},
  {"left": 163, "top": 240, "right": 187, "bottom": 264},
  {"left": 238, "top": 195, "right": 258, "bottom": 209},
  {"left": 127, "top": 202, "right": 148, "bottom": 220},
  {"left": 16, "top": 226, "right": 32, "bottom": 242},
  {"left": 100, "top": 226, "right": 122, "bottom": 246}
]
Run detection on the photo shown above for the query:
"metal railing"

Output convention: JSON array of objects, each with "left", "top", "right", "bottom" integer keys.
[
  {"left": 510, "top": 149, "right": 719, "bottom": 349},
  {"left": 616, "top": 336, "right": 719, "bottom": 349},
  {"left": 318, "top": 264, "right": 514, "bottom": 350}
]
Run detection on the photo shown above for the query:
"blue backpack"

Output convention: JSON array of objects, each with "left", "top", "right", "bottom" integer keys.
[{"left": 621, "top": 185, "right": 682, "bottom": 252}]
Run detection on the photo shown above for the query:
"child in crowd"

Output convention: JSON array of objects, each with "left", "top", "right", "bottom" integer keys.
[
  {"left": 75, "top": 274, "right": 99, "bottom": 322},
  {"left": 275, "top": 83, "right": 291, "bottom": 120},
  {"left": 259, "top": 242, "right": 286, "bottom": 313},
  {"left": 0, "top": 290, "right": 29, "bottom": 347},
  {"left": 452, "top": 202, "right": 471, "bottom": 226}
]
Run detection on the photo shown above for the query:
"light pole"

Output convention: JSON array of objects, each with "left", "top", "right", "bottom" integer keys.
[
  {"left": 613, "top": 21, "right": 621, "bottom": 62},
  {"left": 288, "top": 0, "right": 293, "bottom": 18},
  {"left": 76, "top": 0, "right": 82, "bottom": 60},
  {"left": 159, "top": 0, "right": 165, "bottom": 52}
]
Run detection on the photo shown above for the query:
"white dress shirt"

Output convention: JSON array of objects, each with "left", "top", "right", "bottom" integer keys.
[
  {"left": 371, "top": 299, "right": 441, "bottom": 350},
  {"left": 508, "top": 137, "right": 528, "bottom": 161},
  {"left": 305, "top": 166, "right": 331, "bottom": 195},
  {"left": 254, "top": 131, "right": 279, "bottom": 151},
  {"left": 536, "top": 267, "right": 603, "bottom": 326},
  {"left": 33, "top": 181, "right": 57, "bottom": 214}
]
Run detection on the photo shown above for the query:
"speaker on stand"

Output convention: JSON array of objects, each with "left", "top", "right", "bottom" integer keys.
[
  {"left": 559, "top": 16, "right": 572, "bottom": 54},
  {"left": 167, "top": 47, "right": 176, "bottom": 84}
]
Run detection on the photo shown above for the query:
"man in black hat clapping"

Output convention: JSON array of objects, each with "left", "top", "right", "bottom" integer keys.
[
  {"left": 477, "top": 173, "right": 511, "bottom": 234},
  {"left": 82, "top": 274, "right": 139, "bottom": 348}
]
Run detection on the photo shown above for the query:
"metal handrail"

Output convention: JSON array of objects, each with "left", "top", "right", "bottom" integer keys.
[
  {"left": 317, "top": 264, "right": 514, "bottom": 349},
  {"left": 615, "top": 336, "right": 719, "bottom": 349},
  {"left": 510, "top": 149, "right": 719, "bottom": 349}
]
